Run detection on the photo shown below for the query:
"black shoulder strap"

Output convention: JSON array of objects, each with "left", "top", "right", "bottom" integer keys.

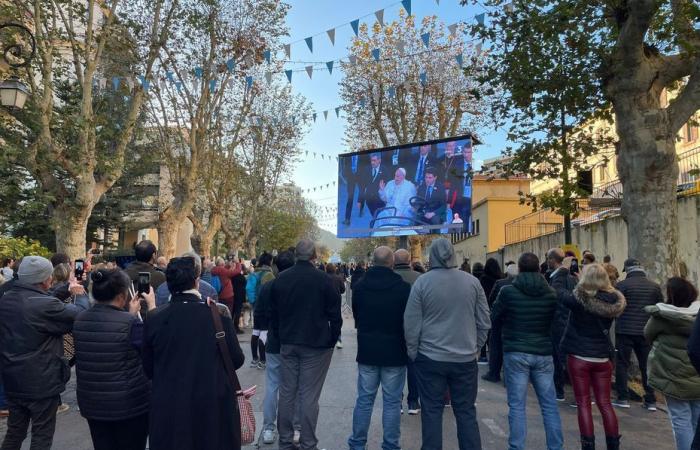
[{"left": 208, "top": 300, "right": 242, "bottom": 392}]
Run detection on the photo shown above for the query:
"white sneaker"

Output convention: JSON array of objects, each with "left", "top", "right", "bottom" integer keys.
[
  {"left": 336, "top": 341, "right": 343, "bottom": 349},
  {"left": 262, "top": 428, "right": 276, "bottom": 444},
  {"left": 293, "top": 430, "right": 301, "bottom": 445}
]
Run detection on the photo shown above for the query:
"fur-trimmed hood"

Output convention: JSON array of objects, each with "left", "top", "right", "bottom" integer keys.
[{"left": 573, "top": 287, "right": 627, "bottom": 319}]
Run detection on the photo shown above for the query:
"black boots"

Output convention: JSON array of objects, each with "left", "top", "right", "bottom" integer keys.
[
  {"left": 581, "top": 436, "right": 595, "bottom": 450},
  {"left": 606, "top": 435, "right": 621, "bottom": 450}
]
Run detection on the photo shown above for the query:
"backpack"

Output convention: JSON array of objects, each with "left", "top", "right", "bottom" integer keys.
[
  {"left": 211, "top": 275, "right": 222, "bottom": 294},
  {"left": 246, "top": 273, "right": 260, "bottom": 305}
]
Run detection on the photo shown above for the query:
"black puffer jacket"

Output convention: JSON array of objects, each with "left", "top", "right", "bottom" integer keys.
[
  {"left": 560, "top": 288, "right": 626, "bottom": 358},
  {"left": 549, "top": 267, "right": 578, "bottom": 338},
  {"left": 616, "top": 271, "right": 663, "bottom": 335}
]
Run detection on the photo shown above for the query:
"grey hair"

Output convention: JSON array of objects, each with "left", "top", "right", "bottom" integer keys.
[
  {"left": 394, "top": 249, "right": 410, "bottom": 265},
  {"left": 396, "top": 167, "right": 406, "bottom": 177},
  {"left": 295, "top": 239, "right": 316, "bottom": 261},
  {"left": 182, "top": 251, "right": 202, "bottom": 278},
  {"left": 373, "top": 246, "right": 394, "bottom": 268},
  {"left": 215, "top": 257, "right": 225, "bottom": 266}
]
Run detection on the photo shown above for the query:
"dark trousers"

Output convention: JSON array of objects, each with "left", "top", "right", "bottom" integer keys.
[
  {"left": 233, "top": 300, "right": 244, "bottom": 332},
  {"left": 552, "top": 333, "right": 567, "bottom": 396},
  {"left": 568, "top": 356, "right": 619, "bottom": 438},
  {"left": 345, "top": 180, "right": 363, "bottom": 221},
  {"left": 486, "top": 322, "right": 503, "bottom": 379},
  {"left": 406, "top": 361, "right": 420, "bottom": 405},
  {"left": 87, "top": 413, "right": 149, "bottom": 450},
  {"left": 278, "top": 345, "right": 333, "bottom": 450},
  {"left": 0, "top": 395, "right": 60, "bottom": 450},
  {"left": 615, "top": 333, "right": 655, "bottom": 403},
  {"left": 413, "top": 353, "right": 481, "bottom": 450}
]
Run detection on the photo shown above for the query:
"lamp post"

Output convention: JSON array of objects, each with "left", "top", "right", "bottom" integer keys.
[{"left": 0, "top": 22, "right": 36, "bottom": 110}]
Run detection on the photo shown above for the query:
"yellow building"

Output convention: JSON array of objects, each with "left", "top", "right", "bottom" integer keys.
[{"left": 452, "top": 173, "right": 532, "bottom": 264}]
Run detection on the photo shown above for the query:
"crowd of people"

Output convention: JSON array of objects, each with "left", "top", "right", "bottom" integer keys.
[{"left": 1, "top": 238, "right": 700, "bottom": 450}]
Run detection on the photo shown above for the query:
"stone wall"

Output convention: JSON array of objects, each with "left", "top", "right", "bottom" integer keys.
[{"left": 499, "top": 195, "right": 700, "bottom": 286}]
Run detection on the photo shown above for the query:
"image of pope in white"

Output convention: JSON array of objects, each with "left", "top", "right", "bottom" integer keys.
[{"left": 377, "top": 167, "right": 417, "bottom": 225}]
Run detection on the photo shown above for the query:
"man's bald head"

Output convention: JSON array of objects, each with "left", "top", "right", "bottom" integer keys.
[
  {"left": 373, "top": 246, "right": 395, "bottom": 268},
  {"left": 546, "top": 247, "right": 565, "bottom": 269},
  {"left": 394, "top": 249, "right": 410, "bottom": 265}
]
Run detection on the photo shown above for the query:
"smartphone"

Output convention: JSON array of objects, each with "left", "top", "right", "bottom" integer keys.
[
  {"left": 570, "top": 258, "right": 579, "bottom": 274},
  {"left": 137, "top": 272, "right": 151, "bottom": 294},
  {"left": 74, "top": 259, "right": 85, "bottom": 281}
]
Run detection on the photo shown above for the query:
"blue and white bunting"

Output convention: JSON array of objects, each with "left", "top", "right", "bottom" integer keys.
[
  {"left": 226, "top": 58, "right": 235, "bottom": 72},
  {"left": 137, "top": 75, "right": 150, "bottom": 92},
  {"left": 194, "top": 67, "right": 203, "bottom": 78},
  {"left": 448, "top": 23, "right": 458, "bottom": 36},
  {"left": 326, "top": 61, "right": 334, "bottom": 75},
  {"left": 246, "top": 76, "right": 253, "bottom": 89},
  {"left": 475, "top": 13, "right": 485, "bottom": 25},
  {"left": 456, "top": 53, "right": 464, "bottom": 67},
  {"left": 306, "top": 66, "right": 313, "bottom": 79},
  {"left": 112, "top": 77, "right": 120, "bottom": 90},
  {"left": 166, "top": 71, "right": 174, "bottom": 82},
  {"left": 327, "top": 28, "right": 336, "bottom": 45},
  {"left": 284, "top": 44, "right": 291, "bottom": 59},
  {"left": 305, "top": 37, "right": 313, "bottom": 53},
  {"left": 335, "top": 107, "right": 341, "bottom": 117},
  {"left": 209, "top": 80, "right": 216, "bottom": 92},
  {"left": 351, "top": 19, "right": 360, "bottom": 36},
  {"left": 421, "top": 32, "right": 431, "bottom": 48},
  {"left": 264, "top": 50, "right": 271, "bottom": 63},
  {"left": 375, "top": 9, "right": 385, "bottom": 27},
  {"left": 401, "top": 0, "right": 411, "bottom": 15},
  {"left": 285, "top": 70, "right": 293, "bottom": 83},
  {"left": 388, "top": 86, "right": 396, "bottom": 98},
  {"left": 371, "top": 48, "right": 380, "bottom": 61},
  {"left": 419, "top": 72, "right": 427, "bottom": 86}
]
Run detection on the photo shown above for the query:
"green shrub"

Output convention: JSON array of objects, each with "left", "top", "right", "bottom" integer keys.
[{"left": 0, "top": 236, "right": 52, "bottom": 260}]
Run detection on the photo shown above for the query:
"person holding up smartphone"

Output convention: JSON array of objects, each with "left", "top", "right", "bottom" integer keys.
[{"left": 72, "top": 268, "right": 156, "bottom": 450}]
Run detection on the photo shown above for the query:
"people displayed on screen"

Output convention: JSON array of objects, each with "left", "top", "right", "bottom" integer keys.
[
  {"left": 456, "top": 141, "right": 474, "bottom": 232},
  {"left": 409, "top": 145, "right": 437, "bottom": 187},
  {"left": 378, "top": 168, "right": 417, "bottom": 225},
  {"left": 442, "top": 141, "right": 460, "bottom": 211},
  {"left": 361, "top": 153, "right": 387, "bottom": 219},
  {"left": 341, "top": 153, "right": 365, "bottom": 226},
  {"left": 415, "top": 167, "right": 447, "bottom": 227},
  {"left": 452, "top": 213, "right": 464, "bottom": 224}
]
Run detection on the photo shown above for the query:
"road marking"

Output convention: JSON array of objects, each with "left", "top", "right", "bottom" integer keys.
[{"left": 481, "top": 418, "right": 507, "bottom": 437}]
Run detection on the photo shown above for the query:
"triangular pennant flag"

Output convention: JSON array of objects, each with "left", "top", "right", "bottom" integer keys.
[
  {"left": 285, "top": 70, "right": 293, "bottom": 83},
  {"left": 166, "top": 71, "right": 174, "bottom": 82},
  {"left": 421, "top": 32, "right": 431, "bottom": 48},
  {"left": 449, "top": 24, "right": 458, "bottom": 36},
  {"left": 326, "top": 61, "right": 334, "bottom": 75},
  {"left": 456, "top": 53, "right": 464, "bottom": 67},
  {"left": 388, "top": 86, "right": 396, "bottom": 98},
  {"left": 475, "top": 42, "right": 483, "bottom": 56},
  {"left": 349, "top": 55, "right": 357, "bottom": 65},
  {"left": 323, "top": 110, "right": 328, "bottom": 120},
  {"left": 305, "top": 36, "right": 313, "bottom": 53},
  {"left": 209, "top": 79, "right": 216, "bottom": 92},
  {"left": 306, "top": 65, "right": 313, "bottom": 79},
  {"left": 327, "top": 28, "right": 335, "bottom": 45},
  {"left": 246, "top": 76, "right": 253, "bottom": 89},
  {"left": 112, "top": 77, "right": 121, "bottom": 90},
  {"left": 226, "top": 59, "right": 235, "bottom": 72},
  {"left": 371, "top": 48, "right": 380, "bottom": 61},
  {"left": 194, "top": 67, "right": 203, "bottom": 78},
  {"left": 284, "top": 44, "right": 291, "bottom": 59},
  {"left": 264, "top": 50, "right": 271, "bottom": 63},
  {"left": 350, "top": 19, "right": 360, "bottom": 36},
  {"left": 436, "top": 0, "right": 440, "bottom": 4},
  {"left": 375, "top": 9, "right": 385, "bottom": 26},
  {"left": 313, "top": 152, "right": 317, "bottom": 158},
  {"left": 401, "top": 0, "right": 411, "bottom": 15},
  {"left": 265, "top": 72, "right": 272, "bottom": 84},
  {"left": 137, "top": 75, "right": 149, "bottom": 92},
  {"left": 312, "top": 113, "right": 317, "bottom": 122},
  {"left": 475, "top": 13, "right": 485, "bottom": 25},
  {"left": 335, "top": 106, "right": 341, "bottom": 117},
  {"left": 419, "top": 72, "right": 427, "bottom": 86},
  {"left": 397, "top": 40, "right": 406, "bottom": 54}
]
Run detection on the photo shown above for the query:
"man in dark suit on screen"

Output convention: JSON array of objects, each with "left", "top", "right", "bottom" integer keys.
[
  {"left": 455, "top": 142, "right": 474, "bottom": 233},
  {"left": 341, "top": 154, "right": 365, "bottom": 226},
  {"left": 415, "top": 167, "right": 447, "bottom": 228},
  {"left": 360, "top": 153, "right": 388, "bottom": 219},
  {"left": 407, "top": 145, "right": 437, "bottom": 188}
]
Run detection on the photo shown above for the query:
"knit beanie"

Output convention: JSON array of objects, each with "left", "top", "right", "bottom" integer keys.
[{"left": 18, "top": 256, "right": 54, "bottom": 285}]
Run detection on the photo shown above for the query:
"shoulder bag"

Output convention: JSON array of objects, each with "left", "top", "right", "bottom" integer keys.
[{"left": 208, "top": 299, "right": 256, "bottom": 445}]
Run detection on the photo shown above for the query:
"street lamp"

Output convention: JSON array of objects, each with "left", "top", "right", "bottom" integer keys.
[{"left": 0, "top": 22, "right": 36, "bottom": 110}]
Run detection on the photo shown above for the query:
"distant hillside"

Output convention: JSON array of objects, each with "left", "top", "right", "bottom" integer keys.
[{"left": 318, "top": 228, "right": 344, "bottom": 253}]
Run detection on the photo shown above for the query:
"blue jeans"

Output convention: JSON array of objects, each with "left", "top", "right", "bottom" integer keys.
[
  {"left": 348, "top": 364, "right": 406, "bottom": 450},
  {"left": 414, "top": 353, "right": 481, "bottom": 450},
  {"left": 263, "top": 353, "right": 302, "bottom": 432},
  {"left": 667, "top": 397, "right": 700, "bottom": 450},
  {"left": 503, "top": 352, "right": 564, "bottom": 450}
]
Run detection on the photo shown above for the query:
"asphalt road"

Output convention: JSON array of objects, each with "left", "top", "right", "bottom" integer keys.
[{"left": 1, "top": 314, "right": 676, "bottom": 449}]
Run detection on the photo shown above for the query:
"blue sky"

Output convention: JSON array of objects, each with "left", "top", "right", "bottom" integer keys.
[{"left": 283, "top": 0, "right": 507, "bottom": 233}]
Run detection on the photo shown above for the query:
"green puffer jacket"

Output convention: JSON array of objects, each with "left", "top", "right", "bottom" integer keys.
[
  {"left": 644, "top": 302, "right": 700, "bottom": 400},
  {"left": 491, "top": 272, "right": 557, "bottom": 356}
]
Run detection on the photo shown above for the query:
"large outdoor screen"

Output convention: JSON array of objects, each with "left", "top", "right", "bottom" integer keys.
[{"left": 337, "top": 134, "right": 475, "bottom": 238}]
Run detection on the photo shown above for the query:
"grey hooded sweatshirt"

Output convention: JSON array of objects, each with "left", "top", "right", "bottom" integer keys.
[{"left": 403, "top": 238, "right": 491, "bottom": 363}]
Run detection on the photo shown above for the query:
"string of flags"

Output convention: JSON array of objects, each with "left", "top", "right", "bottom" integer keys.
[
  {"left": 303, "top": 150, "right": 341, "bottom": 161},
  {"left": 302, "top": 181, "right": 338, "bottom": 194}
]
